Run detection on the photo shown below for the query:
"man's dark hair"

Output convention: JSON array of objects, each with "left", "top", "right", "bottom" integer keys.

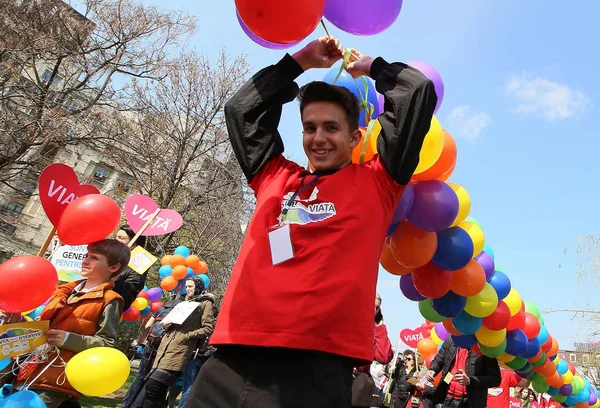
[
  {"left": 87, "top": 239, "right": 131, "bottom": 277},
  {"left": 298, "top": 81, "right": 361, "bottom": 131}
]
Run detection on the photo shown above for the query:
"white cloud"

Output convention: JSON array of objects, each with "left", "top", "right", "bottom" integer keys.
[
  {"left": 505, "top": 72, "right": 591, "bottom": 121},
  {"left": 447, "top": 106, "right": 491, "bottom": 140}
]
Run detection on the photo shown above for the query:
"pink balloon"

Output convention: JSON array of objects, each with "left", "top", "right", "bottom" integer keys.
[
  {"left": 407, "top": 61, "right": 444, "bottom": 114},
  {"left": 236, "top": 12, "right": 299, "bottom": 50}
]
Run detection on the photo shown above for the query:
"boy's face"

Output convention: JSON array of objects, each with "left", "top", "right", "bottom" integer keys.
[
  {"left": 81, "top": 251, "right": 120, "bottom": 280},
  {"left": 302, "top": 102, "right": 361, "bottom": 171}
]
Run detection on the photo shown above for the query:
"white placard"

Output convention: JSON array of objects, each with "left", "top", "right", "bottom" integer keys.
[{"left": 162, "top": 301, "right": 200, "bottom": 325}]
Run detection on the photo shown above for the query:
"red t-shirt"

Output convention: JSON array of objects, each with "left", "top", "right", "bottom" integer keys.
[
  {"left": 448, "top": 348, "right": 469, "bottom": 399},
  {"left": 487, "top": 370, "right": 522, "bottom": 408},
  {"left": 211, "top": 154, "right": 403, "bottom": 362}
]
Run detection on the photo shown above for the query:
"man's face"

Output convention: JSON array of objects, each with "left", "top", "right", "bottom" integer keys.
[
  {"left": 302, "top": 102, "right": 361, "bottom": 171},
  {"left": 81, "top": 251, "right": 119, "bottom": 280},
  {"left": 185, "top": 280, "right": 196, "bottom": 297}
]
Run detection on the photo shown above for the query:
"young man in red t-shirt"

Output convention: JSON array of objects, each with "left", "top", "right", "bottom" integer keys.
[
  {"left": 487, "top": 369, "right": 530, "bottom": 408},
  {"left": 184, "top": 36, "right": 437, "bottom": 408}
]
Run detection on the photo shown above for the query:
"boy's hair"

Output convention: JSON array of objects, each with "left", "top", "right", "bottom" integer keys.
[
  {"left": 298, "top": 81, "right": 361, "bottom": 131},
  {"left": 119, "top": 224, "right": 146, "bottom": 248},
  {"left": 87, "top": 239, "right": 131, "bottom": 278}
]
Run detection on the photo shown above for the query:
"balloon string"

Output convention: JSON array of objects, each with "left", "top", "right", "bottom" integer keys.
[
  {"left": 330, "top": 48, "right": 353, "bottom": 86},
  {"left": 360, "top": 119, "right": 378, "bottom": 164},
  {"left": 320, "top": 18, "right": 331, "bottom": 38}
]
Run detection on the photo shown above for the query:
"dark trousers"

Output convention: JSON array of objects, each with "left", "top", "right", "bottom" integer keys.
[
  {"left": 144, "top": 369, "right": 181, "bottom": 408},
  {"left": 443, "top": 396, "right": 469, "bottom": 408},
  {"left": 122, "top": 347, "right": 154, "bottom": 408},
  {"left": 183, "top": 346, "right": 353, "bottom": 408}
]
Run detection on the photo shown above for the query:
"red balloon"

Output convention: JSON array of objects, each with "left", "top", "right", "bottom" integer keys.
[
  {"left": 567, "top": 361, "right": 576, "bottom": 374},
  {"left": 425, "top": 354, "right": 435, "bottom": 369},
  {"left": 0, "top": 255, "right": 57, "bottom": 313},
  {"left": 523, "top": 313, "right": 541, "bottom": 339},
  {"left": 123, "top": 307, "right": 140, "bottom": 322},
  {"left": 150, "top": 301, "right": 164, "bottom": 313},
  {"left": 412, "top": 263, "right": 452, "bottom": 298},
  {"left": 483, "top": 301, "right": 511, "bottom": 330},
  {"left": 137, "top": 291, "right": 149, "bottom": 300},
  {"left": 506, "top": 309, "right": 526, "bottom": 331},
  {"left": 235, "top": 0, "right": 325, "bottom": 44},
  {"left": 542, "top": 335, "right": 553, "bottom": 353},
  {"left": 471, "top": 344, "right": 483, "bottom": 356},
  {"left": 58, "top": 194, "right": 122, "bottom": 245}
]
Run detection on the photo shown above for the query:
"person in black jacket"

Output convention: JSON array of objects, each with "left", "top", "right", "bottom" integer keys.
[
  {"left": 426, "top": 338, "right": 501, "bottom": 408},
  {"left": 114, "top": 224, "right": 148, "bottom": 311}
]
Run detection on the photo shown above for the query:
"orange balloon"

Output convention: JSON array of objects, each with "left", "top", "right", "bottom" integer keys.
[
  {"left": 160, "top": 255, "right": 171, "bottom": 266},
  {"left": 169, "top": 254, "right": 186, "bottom": 267},
  {"left": 443, "top": 319, "right": 462, "bottom": 336},
  {"left": 528, "top": 348, "right": 544, "bottom": 362},
  {"left": 185, "top": 255, "right": 200, "bottom": 269},
  {"left": 161, "top": 276, "right": 178, "bottom": 291},
  {"left": 547, "top": 371, "right": 564, "bottom": 388},
  {"left": 437, "top": 159, "right": 456, "bottom": 182},
  {"left": 172, "top": 265, "right": 188, "bottom": 280},
  {"left": 417, "top": 338, "right": 437, "bottom": 358},
  {"left": 576, "top": 403, "right": 589, "bottom": 408},
  {"left": 380, "top": 238, "right": 412, "bottom": 276},
  {"left": 194, "top": 261, "right": 208, "bottom": 274},
  {"left": 450, "top": 260, "right": 486, "bottom": 297},
  {"left": 412, "top": 130, "right": 457, "bottom": 181},
  {"left": 390, "top": 220, "right": 438, "bottom": 268},
  {"left": 425, "top": 354, "right": 435, "bottom": 369},
  {"left": 432, "top": 372, "right": 442, "bottom": 387},
  {"left": 549, "top": 338, "right": 559, "bottom": 357},
  {"left": 536, "top": 359, "right": 557, "bottom": 378},
  {"left": 351, "top": 128, "right": 376, "bottom": 164}
]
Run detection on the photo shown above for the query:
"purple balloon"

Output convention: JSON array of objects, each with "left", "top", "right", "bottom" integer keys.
[
  {"left": 377, "top": 93, "right": 385, "bottom": 114},
  {"left": 434, "top": 322, "right": 449, "bottom": 341},
  {"left": 407, "top": 61, "right": 444, "bottom": 114},
  {"left": 560, "top": 384, "right": 573, "bottom": 397},
  {"left": 475, "top": 251, "right": 495, "bottom": 280},
  {"left": 408, "top": 181, "right": 459, "bottom": 232},
  {"left": 518, "top": 368, "right": 535, "bottom": 379},
  {"left": 324, "top": 0, "right": 403, "bottom": 36},
  {"left": 237, "top": 12, "right": 299, "bottom": 50},
  {"left": 589, "top": 391, "right": 597, "bottom": 406},
  {"left": 400, "top": 274, "right": 426, "bottom": 302},
  {"left": 391, "top": 183, "right": 415, "bottom": 224},
  {"left": 147, "top": 287, "right": 162, "bottom": 302}
]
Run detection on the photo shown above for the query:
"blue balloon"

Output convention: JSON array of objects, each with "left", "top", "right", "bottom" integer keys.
[
  {"left": 505, "top": 329, "right": 529, "bottom": 356},
  {"left": 0, "top": 359, "right": 11, "bottom": 372},
  {"left": 143, "top": 285, "right": 149, "bottom": 292},
  {"left": 186, "top": 267, "right": 195, "bottom": 279},
  {"left": 451, "top": 311, "right": 483, "bottom": 335},
  {"left": 579, "top": 389, "right": 591, "bottom": 403},
  {"left": 140, "top": 306, "right": 152, "bottom": 316},
  {"left": 483, "top": 244, "right": 495, "bottom": 260},
  {"left": 522, "top": 337, "right": 540, "bottom": 359},
  {"left": 386, "top": 222, "right": 400, "bottom": 237},
  {"left": 323, "top": 68, "right": 380, "bottom": 127},
  {"left": 432, "top": 291, "right": 467, "bottom": 318},
  {"left": 451, "top": 334, "right": 477, "bottom": 349},
  {"left": 547, "top": 387, "right": 560, "bottom": 396},
  {"left": 174, "top": 246, "right": 190, "bottom": 258},
  {"left": 27, "top": 305, "right": 45, "bottom": 320},
  {"left": 536, "top": 325, "right": 549, "bottom": 346},
  {"left": 0, "top": 390, "right": 47, "bottom": 407},
  {"left": 199, "top": 274, "right": 210, "bottom": 288},
  {"left": 566, "top": 395, "right": 579, "bottom": 406},
  {"left": 432, "top": 227, "right": 474, "bottom": 271},
  {"left": 159, "top": 265, "right": 173, "bottom": 279},
  {"left": 488, "top": 270, "right": 511, "bottom": 300},
  {"left": 179, "top": 284, "right": 188, "bottom": 295},
  {"left": 124, "top": 319, "right": 138, "bottom": 326},
  {"left": 557, "top": 359, "right": 569, "bottom": 375},
  {"left": 584, "top": 379, "right": 592, "bottom": 390}
]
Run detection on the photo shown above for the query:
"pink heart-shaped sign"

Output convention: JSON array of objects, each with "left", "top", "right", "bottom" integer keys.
[
  {"left": 124, "top": 194, "right": 183, "bottom": 236},
  {"left": 400, "top": 327, "right": 430, "bottom": 348},
  {"left": 39, "top": 164, "right": 100, "bottom": 227}
]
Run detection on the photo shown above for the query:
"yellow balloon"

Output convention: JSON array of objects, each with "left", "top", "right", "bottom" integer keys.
[
  {"left": 23, "top": 315, "right": 33, "bottom": 322},
  {"left": 499, "top": 361, "right": 510, "bottom": 370},
  {"left": 413, "top": 115, "right": 444, "bottom": 174},
  {"left": 131, "top": 298, "right": 148, "bottom": 311},
  {"left": 448, "top": 183, "right": 471, "bottom": 227},
  {"left": 21, "top": 309, "right": 34, "bottom": 316},
  {"left": 431, "top": 327, "right": 442, "bottom": 346},
  {"left": 459, "top": 219, "right": 485, "bottom": 258},
  {"left": 66, "top": 347, "right": 130, "bottom": 396},
  {"left": 562, "top": 370, "right": 574, "bottom": 385},
  {"left": 498, "top": 353, "right": 515, "bottom": 363},
  {"left": 475, "top": 327, "right": 506, "bottom": 348},
  {"left": 369, "top": 120, "right": 382, "bottom": 154},
  {"left": 503, "top": 289, "right": 522, "bottom": 316},
  {"left": 465, "top": 283, "right": 498, "bottom": 318}
]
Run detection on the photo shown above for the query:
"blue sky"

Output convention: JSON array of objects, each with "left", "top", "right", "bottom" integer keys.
[{"left": 140, "top": 0, "right": 600, "bottom": 350}]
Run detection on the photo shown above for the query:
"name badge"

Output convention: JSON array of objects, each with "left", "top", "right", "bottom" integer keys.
[
  {"left": 267, "top": 223, "right": 294, "bottom": 265},
  {"left": 443, "top": 372, "right": 454, "bottom": 384}
]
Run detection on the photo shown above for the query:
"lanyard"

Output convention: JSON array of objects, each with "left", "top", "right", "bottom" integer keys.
[{"left": 280, "top": 175, "right": 320, "bottom": 220}]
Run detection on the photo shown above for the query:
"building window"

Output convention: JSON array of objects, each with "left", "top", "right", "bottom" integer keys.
[
  {"left": 116, "top": 179, "right": 133, "bottom": 194},
  {"left": 5, "top": 202, "right": 24, "bottom": 214},
  {"left": 570, "top": 353, "right": 577, "bottom": 363},
  {"left": 583, "top": 354, "right": 590, "bottom": 364},
  {"left": 93, "top": 166, "right": 111, "bottom": 184},
  {"left": 0, "top": 221, "right": 16, "bottom": 235},
  {"left": 41, "top": 69, "right": 63, "bottom": 87},
  {"left": 18, "top": 182, "right": 36, "bottom": 196}
]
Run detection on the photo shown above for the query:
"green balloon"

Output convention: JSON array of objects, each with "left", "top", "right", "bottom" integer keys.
[
  {"left": 539, "top": 316, "right": 545, "bottom": 325},
  {"left": 533, "top": 381, "right": 550, "bottom": 393},
  {"left": 529, "top": 372, "right": 545, "bottom": 383},
  {"left": 495, "top": 265, "right": 504, "bottom": 274},
  {"left": 525, "top": 301, "right": 541, "bottom": 319},
  {"left": 479, "top": 340, "right": 507, "bottom": 358},
  {"left": 554, "top": 395, "right": 567, "bottom": 403},
  {"left": 419, "top": 299, "right": 445, "bottom": 323},
  {"left": 507, "top": 356, "right": 528, "bottom": 370},
  {"left": 572, "top": 377, "right": 583, "bottom": 394},
  {"left": 465, "top": 216, "right": 483, "bottom": 230},
  {"left": 531, "top": 353, "right": 547, "bottom": 367}
]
